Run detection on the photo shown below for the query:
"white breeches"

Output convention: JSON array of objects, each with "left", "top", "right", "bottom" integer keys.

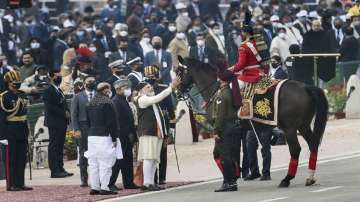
[{"left": 86, "top": 136, "right": 116, "bottom": 191}]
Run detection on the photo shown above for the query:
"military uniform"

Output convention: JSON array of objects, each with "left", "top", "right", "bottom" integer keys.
[
  {"left": 212, "top": 85, "right": 241, "bottom": 191},
  {"left": 0, "top": 90, "right": 30, "bottom": 191}
]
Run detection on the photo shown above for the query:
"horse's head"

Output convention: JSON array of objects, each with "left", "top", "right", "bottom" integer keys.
[{"left": 176, "top": 56, "right": 219, "bottom": 101}]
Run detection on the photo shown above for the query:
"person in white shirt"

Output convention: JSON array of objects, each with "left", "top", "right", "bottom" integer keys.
[
  {"left": 270, "top": 26, "right": 294, "bottom": 62},
  {"left": 139, "top": 30, "right": 153, "bottom": 55},
  {"left": 134, "top": 77, "right": 181, "bottom": 191}
]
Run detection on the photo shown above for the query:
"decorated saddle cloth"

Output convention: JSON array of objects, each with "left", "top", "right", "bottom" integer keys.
[{"left": 238, "top": 77, "right": 288, "bottom": 126}]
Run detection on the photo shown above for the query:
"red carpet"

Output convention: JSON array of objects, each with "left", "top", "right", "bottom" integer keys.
[{"left": 0, "top": 182, "right": 199, "bottom": 202}]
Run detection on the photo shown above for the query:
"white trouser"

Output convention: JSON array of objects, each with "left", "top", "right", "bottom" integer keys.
[
  {"left": 143, "top": 159, "right": 157, "bottom": 186},
  {"left": 85, "top": 136, "right": 116, "bottom": 191}
]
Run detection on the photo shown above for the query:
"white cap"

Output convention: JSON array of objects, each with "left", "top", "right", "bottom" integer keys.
[
  {"left": 309, "top": 11, "right": 320, "bottom": 19},
  {"left": 175, "top": 2, "right": 187, "bottom": 10},
  {"left": 270, "top": 15, "right": 280, "bottom": 22},
  {"left": 114, "top": 23, "right": 128, "bottom": 31},
  {"left": 296, "top": 10, "right": 308, "bottom": 18},
  {"left": 63, "top": 19, "right": 75, "bottom": 28},
  {"left": 108, "top": 59, "right": 124, "bottom": 69}
]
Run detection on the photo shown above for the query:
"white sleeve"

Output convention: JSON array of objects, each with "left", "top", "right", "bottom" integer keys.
[{"left": 138, "top": 87, "right": 172, "bottom": 108}]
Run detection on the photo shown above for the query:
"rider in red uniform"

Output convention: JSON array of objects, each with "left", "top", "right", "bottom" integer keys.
[{"left": 230, "top": 25, "right": 265, "bottom": 86}]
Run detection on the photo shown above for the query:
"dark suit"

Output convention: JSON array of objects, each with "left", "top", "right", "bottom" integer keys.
[
  {"left": 144, "top": 50, "right": 172, "bottom": 84},
  {"left": 272, "top": 67, "right": 288, "bottom": 80},
  {"left": 189, "top": 45, "right": 210, "bottom": 63},
  {"left": 187, "top": 2, "right": 201, "bottom": 19},
  {"left": 43, "top": 85, "right": 69, "bottom": 174},
  {"left": 71, "top": 90, "right": 94, "bottom": 184},
  {"left": 53, "top": 39, "right": 69, "bottom": 71},
  {"left": 153, "top": 83, "right": 175, "bottom": 184},
  {"left": 109, "top": 94, "right": 137, "bottom": 188},
  {"left": 93, "top": 36, "right": 117, "bottom": 54}
]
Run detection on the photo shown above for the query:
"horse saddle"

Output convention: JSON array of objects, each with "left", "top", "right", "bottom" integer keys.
[{"left": 238, "top": 79, "right": 288, "bottom": 126}]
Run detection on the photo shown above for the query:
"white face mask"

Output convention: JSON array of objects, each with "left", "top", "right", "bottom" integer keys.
[
  {"left": 85, "top": 27, "right": 93, "bottom": 33},
  {"left": 213, "top": 28, "right": 221, "bottom": 35},
  {"left": 278, "top": 32, "right": 286, "bottom": 39},
  {"left": 143, "top": 37, "right": 151, "bottom": 43},
  {"left": 176, "top": 32, "right": 186, "bottom": 40},
  {"left": 108, "top": 91, "right": 113, "bottom": 98},
  {"left": 119, "top": 31, "right": 128, "bottom": 37},
  {"left": 124, "top": 88, "right": 132, "bottom": 97},
  {"left": 30, "top": 42, "right": 40, "bottom": 49},
  {"left": 196, "top": 39, "right": 205, "bottom": 46},
  {"left": 182, "top": 12, "right": 189, "bottom": 17},
  {"left": 89, "top": 47, "right": 97, "bottom": 52},
  {"left": 169, "top": 26, "right": 177, "bottom": 32}
]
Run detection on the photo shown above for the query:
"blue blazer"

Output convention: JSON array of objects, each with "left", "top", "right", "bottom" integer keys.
[{"left": 144, "top": 50, "right": 172, "bottom": 84}]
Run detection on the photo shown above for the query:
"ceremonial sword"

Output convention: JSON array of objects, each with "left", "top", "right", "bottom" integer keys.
[{"left": 173, "top": 109, "right": 186, "bottom": 173}]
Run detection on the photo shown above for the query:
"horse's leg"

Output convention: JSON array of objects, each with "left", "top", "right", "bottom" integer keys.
[
  {"left": 279, "top": 129, "right": 301, "bottom": 188},
  {"left": 299, "top": 126, "right": 319, "bottom": 186}
]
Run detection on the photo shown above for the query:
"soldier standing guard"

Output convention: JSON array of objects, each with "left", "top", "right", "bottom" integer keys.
[
  {"left": 212, "top": 69, "right": 242, "bottom": 192},
  {"left": 0, "top": 71, "right": 33, "bottom": 191}
]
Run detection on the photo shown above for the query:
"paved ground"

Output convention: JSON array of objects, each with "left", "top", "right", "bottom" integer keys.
[
  {"left": 0, "top": 118, "right": 359, "bottom": 202},
  {"left": 104, "top": 153, "right": 360, "bottom": 202}
]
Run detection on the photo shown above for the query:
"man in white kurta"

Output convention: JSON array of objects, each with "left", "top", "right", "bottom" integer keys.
[{"left": 135, "top": 78, "right": 180, "bottom": 191}]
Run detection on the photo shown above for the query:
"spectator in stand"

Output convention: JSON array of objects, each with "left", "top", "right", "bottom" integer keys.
[
  {"left": 175, "top": 2, "right": 192, "bottom": 34},
  {"left": 269, "top": 55, "right": 288, "bottom": 80},
  {"left": 187, "top": 17, "right": 206, "bottom": 47},
  {"left": 333, "top": 17, "right": 345, "bottom": 49},
  {"left": 19, "top": 51, "right": 37, "bottom": 81},
  {"left": 126, "top": 3, "right": 145, "bottom": 37},
  {"left": 189, "top": 33, "right": 210, "bottom": 64},
  {"left": 154, "top": 17, "right": 173, "bottom": 49},
  {"left": 53, "top": 31, "right": 70, "bottom": 71},
  {"left": 293, "top": 10, "right": 312, "bottom": 36},
  {"left": 139, "top": 29, "right": 153, "bottom": 56},
  {"left": 206, "top": 22, "right": 226, "bottom": 56},
  {"left": 144, "top": 36, "right": 172, "bottom": 84},
  {"left": 339, "top": 27, "right": 360, "bottom": 80},
  {"left": 153, "top": 0, "right": 177, "bottom": 22},
  {"left": 168, "top": 31, "right": 189, "bottom": 71},
  {"left": 187, "top": 0, "right": 201, "bottom": 20},
  {"left": 282, "top": 16, "right": 303, "bottom": 46},
  {"left": 109, "top": 38, "right": 136, "bottom": 66},
  {"left": 270, "top": 26, "right": 293, "bottom": 62},
  {"left": 93, "top": 28, "right": 117, "bottom": 60}
]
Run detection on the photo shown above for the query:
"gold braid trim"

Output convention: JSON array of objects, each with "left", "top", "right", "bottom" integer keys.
[{"left": 0, "top": 91, "right": 21, "bottom": 113}]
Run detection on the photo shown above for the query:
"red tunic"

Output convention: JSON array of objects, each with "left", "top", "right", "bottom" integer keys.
[{"left": 233, "top": 40, "right": 264, "bottom": 83}]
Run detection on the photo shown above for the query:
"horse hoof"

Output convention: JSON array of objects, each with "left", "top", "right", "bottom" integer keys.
[
  {"left": 278, "top": 180, "right": 290, "bottom": 188},
  {"left": 305, "top": 178, "right": 316, "bottom": 186}
]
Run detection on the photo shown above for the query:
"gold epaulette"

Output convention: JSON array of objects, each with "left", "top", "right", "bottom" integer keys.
[{"left": 0, "top": 91, "right": 20, "bottom": 113}]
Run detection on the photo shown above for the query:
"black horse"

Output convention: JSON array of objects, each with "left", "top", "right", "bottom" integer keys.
[{"left": 176, "top": 56, "right": 329, "bottom": 188}]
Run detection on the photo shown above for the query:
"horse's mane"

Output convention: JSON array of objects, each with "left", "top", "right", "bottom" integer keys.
[{"left": 186, "top": 57, "right": 218, "bottom": 73}]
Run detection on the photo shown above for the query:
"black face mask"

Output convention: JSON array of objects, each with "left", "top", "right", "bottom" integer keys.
[
  {"left": 86, "top": 82, "right": 96, "bottom": 90},
  {"left": 13, "top": 82, "right": 21, "bottom": 89},
  {"left": 153, "top": 44, "right": 161, "bottom": 50},
  {"left": 120, "top": 47, "right": 128, "bottom": 51},
  {"left": 271, "top": 62, "right": 280, "bottom": 68},
  {"left": 53, "top": 77, "right": 62, "bottom": 86},
  {"left": 146, "top": 78, "right": 157, "bottom": 85},
  {"left": 334, "top": 24, "right": 342, "bottom": 29},
  {"left": 96, "top": 34, "right": 104, "bottom": 39},
  {"left": 0, "top": 62, "right": 3, "bottom": 67}
]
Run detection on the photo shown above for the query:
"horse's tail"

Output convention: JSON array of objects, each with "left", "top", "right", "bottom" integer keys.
[{"left": 305, "top": 86, "right": 329, "bottom": 144}]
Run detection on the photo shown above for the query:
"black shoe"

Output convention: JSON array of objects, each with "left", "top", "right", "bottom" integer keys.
[
  {"left": 124, "top": 184, "right": 140, "bottom": 189},
  {"left": 159, "top": 180, "right": 166, "bottom": 185},
  {"left": 8, "top": 187, "right": 22, "bottom": 191},
  {"left": 109, "top": 185, "right": 121, "bottom": 191},
  {"left": 244, "top": 173, "right": 261, "bottom": 181},
  {"left": 141, "top": 184, "right": 163, "bottom": 191},
  {"left": 214, "top": 183, "right": 238, "bottom": 192},
  {"left": 89, "top": 189, "right": 100, "bottom": 195},
  {"left": 260, "top": 175, "right": 272, "bottom": 181},
  {"left": 19, "top": 186, "right": 33, "bottom": 191},
  {"left": 99, "top": 190, "right": 118, "bottom": 195},
  {"left": 51, "top": 172, "right": 68, "bottom": 178},
  {"left": 80, "top": 182, "right": 88, "bottom": 187},
  {"left": 63, "top": 171, "right": 74, "bottom": 177}
]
